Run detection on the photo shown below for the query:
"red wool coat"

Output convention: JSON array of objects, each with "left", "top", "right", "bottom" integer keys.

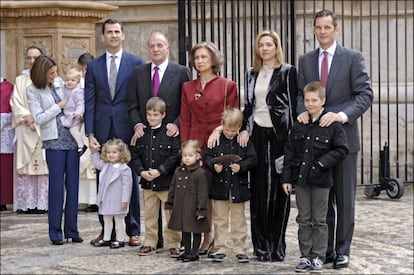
[{"left": 180, "top": 76, "right": 238, "bottom": 150}]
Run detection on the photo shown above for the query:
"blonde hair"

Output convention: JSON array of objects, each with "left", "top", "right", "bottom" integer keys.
[
  {"left": 253, "top": 30, "right": 285, "bottom": 72},
  {"left": 304, "top": 81, "right": 326, "bottom": 99},
  {"left": 65, "top": 67, "right": 81, "bottom": 82},
  {"left": 181, "top": 139, "right": 202, "bottom": 155},
  {"left": 146, "top": 97, "right": 166, "bottom": 114},
  {"left": 101, "top": 138, "right": 131, "bottom": 163},
  {"left": 221, "top": 108, "right": 243, "bottom": 128}
]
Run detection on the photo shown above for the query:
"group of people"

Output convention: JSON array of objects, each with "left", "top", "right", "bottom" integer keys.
[{"left": 0, "top": 9, "right": 373, "bottom": 272}]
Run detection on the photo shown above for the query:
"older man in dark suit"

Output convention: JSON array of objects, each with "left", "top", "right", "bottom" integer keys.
[
  {"left": 84, "top": 18, "right": 144, "bottom": 247},
  {"left": 128, "top": 32, "right": 191, "bottom": 141},
  {"left": 297, "top": 10, "right": 373, "bottom": 269},
  {"left": 128, "top": 31, "right": 191, "bottom": 257}
]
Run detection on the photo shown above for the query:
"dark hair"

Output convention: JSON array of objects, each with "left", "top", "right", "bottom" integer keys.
[
  {"left": 188, "top": 42, "right": 223, "bottom": 74},
  {"left": 314, "top": 10, "right": 338, "bottom": 27},
  {"left": 25, "top": 46, "right": 44, "bottom": 56},
  {"left": 101, "top": 18, "right": 123, "bottom": 34},
  {"left": 77, "top": 53, "right": 94, "bottom": 66},
  {"left": 30, "top": 55, "right": 57, "bottom": 89}
]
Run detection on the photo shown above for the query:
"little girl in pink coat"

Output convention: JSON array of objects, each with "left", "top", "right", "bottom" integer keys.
[{"left": 90, "top": 138, "right": 133, "bottom": 249}]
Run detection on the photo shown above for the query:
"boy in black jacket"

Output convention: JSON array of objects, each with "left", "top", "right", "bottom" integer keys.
[
  {"left": 204, "top": 108, "right": 257, "bottom": 263},
  {"left": 131, "top": 97, "right": 181, "bottom": 257},
  {"left": 281, "top": 81, "right": 349, "bottom": 272}
]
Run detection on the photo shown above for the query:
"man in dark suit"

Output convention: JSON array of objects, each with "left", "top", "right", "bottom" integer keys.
[
  {"left": 128, "top": 31, "right": 191, "bottom": 257},
  {"left": 129, "top": 31, "right": 191, "bottom": 142},
  {"left": 296, "top": 10, "right": 373, "bottom": 269},
  {"left": 84, "top": 18, "right": 144, "bottom": 247}
]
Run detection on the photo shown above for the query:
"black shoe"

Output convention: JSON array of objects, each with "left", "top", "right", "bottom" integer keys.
[
  {"left": 26, "top": 208, "right": 47, "bottom": 214},
  {"left": 182, "top": 254, "right": 199, "bottom": 262},
  {"left": 67, "top": 237, "right": 83, "bottom": 243},
  {"left": 310, "top": 257, "right": 323, "bottom": 273},
  {"left": 78, "top": 145, "right": 88, "bottom": 157},
  {"left": 110, "top": 241, "right": 125, "bottom": 249},
  {"left": 325, "top": 252, "right": 335, "bottom": 263},
  {"left": 177, "top": 253, "right": 188, "bottom": 261},
  {"left": 236, "top": 254, "right": 249, "bottom": 263},
  {"left": 0, "top": 205, "right": 7, "bottom": 211},
  {"left": 295, "top": 257, "right": 312, "bottom": 272},
  {"left": 51, "top": 240, "right": 63, "bottom": 245},
  {"left": 334, "top": 254, "right": 349, "bottom": 269},
  {"left": 93, "top": 240, "right": 111, "bottom": 247},
  {"left": 212, "top": 253, "right": 227, "bottom": 262},
  {"left": 84, "top": 204, "right": 98, "bottom": 212}
]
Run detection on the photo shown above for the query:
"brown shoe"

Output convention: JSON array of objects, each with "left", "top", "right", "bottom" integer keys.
[
  {"left": 90, "top": 234, "right": 103, "bottom": 245},
  {"left": 128, "top": 235, "right": 142, "bottom": 246},
  {"left": 138, "top": 246, "right": 156, "bottom": 256},
  {"left": 169, "top": 247, "right": 181, "bottom": 258}
]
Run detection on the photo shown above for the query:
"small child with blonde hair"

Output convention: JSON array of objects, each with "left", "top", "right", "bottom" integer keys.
[
  {"left": 60, "top": 67, "right": 86, "bottom": 156},
  {"left": 204, "top": 108, "right": 257, "bottom": 263},
  {"left": 90, "top": 138, "right": 133, "bottom": 249},
  {"left": 166, "top": 140, "right": 210, "bottom": 262}
]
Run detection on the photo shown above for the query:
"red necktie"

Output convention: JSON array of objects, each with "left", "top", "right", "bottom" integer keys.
[
  {"left": 152, "top": 66, "right": 160, "bottom": 96},
  {"left": 320, "top": 51, "right": 328, "bottom": 87}
]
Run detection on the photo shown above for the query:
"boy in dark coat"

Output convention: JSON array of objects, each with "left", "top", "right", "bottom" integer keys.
[
  {"left": 281, "top": 81, "right": 349, "bottom": 272},
  {"left": 131, "top": 97, "right": 181, "bottom": 257},
  {"left": 204, "top": 108, "right": 257, "bottom": 263}
]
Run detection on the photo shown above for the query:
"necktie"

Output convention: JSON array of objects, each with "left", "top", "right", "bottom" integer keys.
[
  {"left": 109, "top": 55, "right": 117, "bottom": 99},
  {"left": 320, "top": 51, "right": 328, "bottom": 87},
  {"left": 152, "top": 66, "right": 160, "bottom": 96}
]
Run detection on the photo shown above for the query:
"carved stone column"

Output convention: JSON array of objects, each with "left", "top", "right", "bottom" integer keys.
[{"left": 0, "top": 1, "right": 117, "bottom": 81}]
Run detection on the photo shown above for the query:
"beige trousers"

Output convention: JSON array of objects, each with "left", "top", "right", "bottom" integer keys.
[
  {"left": 213, "top": 199, "right": 247, "bottom": 255},
  {"left": 143, "top": 189, "right": 181, "bottom": 249}
]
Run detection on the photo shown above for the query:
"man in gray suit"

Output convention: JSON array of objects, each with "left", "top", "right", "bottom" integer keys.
[
  {"left": 128, "top": 31, "right": 191, "bottom": 257},
  {"left": 297, "top": 10, "right": 373, "bottom": 269}
]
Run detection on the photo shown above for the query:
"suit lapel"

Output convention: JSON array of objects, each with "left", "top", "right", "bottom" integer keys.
[
  {"left": 158, "top": 62, "right": 174, "bottom": 96},
  {"left": 116, "top": 53, "right": 130, "bottom": 95},
  {"left": 99, "top": 55, "right": 112, "bottom": 101},
  {"left": 326, "top": 45, "right": 344, "bottom": 92},
  {"left": 143, "top": 64, "right": 152, "bottom": 97},
  {"left": 310, "top": 50, "right": 320, "bottom": 81}
]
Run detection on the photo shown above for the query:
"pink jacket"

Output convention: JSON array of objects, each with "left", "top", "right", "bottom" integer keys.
[
  {"left": 60, "top": 83, "right": 84, "bottom": 128},
  {"left": 91, "top": 152, "right": 132, "bottom": 216}
]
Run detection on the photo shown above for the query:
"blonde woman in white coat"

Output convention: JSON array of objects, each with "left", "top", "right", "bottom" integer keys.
[{"left": 90, "top": 138, "right": 133, "bottom": 249}]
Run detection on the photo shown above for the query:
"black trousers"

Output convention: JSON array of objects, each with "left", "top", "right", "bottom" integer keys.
[{"left": 249, "top": 123, "right": 290, "bottom": 261}]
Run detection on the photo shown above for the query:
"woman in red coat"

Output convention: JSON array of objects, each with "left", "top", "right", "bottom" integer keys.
[{"left": 180, "top": 41, "right": 239, "bottom": 256}]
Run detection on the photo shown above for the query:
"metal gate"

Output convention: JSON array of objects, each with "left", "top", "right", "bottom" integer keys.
[{"left": 177, "top": 0, "right": 413, "bottom": 186}]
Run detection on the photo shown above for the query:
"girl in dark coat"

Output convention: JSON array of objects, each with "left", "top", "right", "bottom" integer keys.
[{"left": 166, "top": 140, "right": 209, "bottom": 262}]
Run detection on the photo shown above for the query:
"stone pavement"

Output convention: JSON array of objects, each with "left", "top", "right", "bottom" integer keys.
[{"left": 1, "top": 184, "right": 413, "bottom": 275}]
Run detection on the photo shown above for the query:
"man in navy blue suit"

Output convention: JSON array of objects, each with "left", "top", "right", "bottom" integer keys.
[{"left": 84, "top": 18, "right": 144, "bottom": 247}]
